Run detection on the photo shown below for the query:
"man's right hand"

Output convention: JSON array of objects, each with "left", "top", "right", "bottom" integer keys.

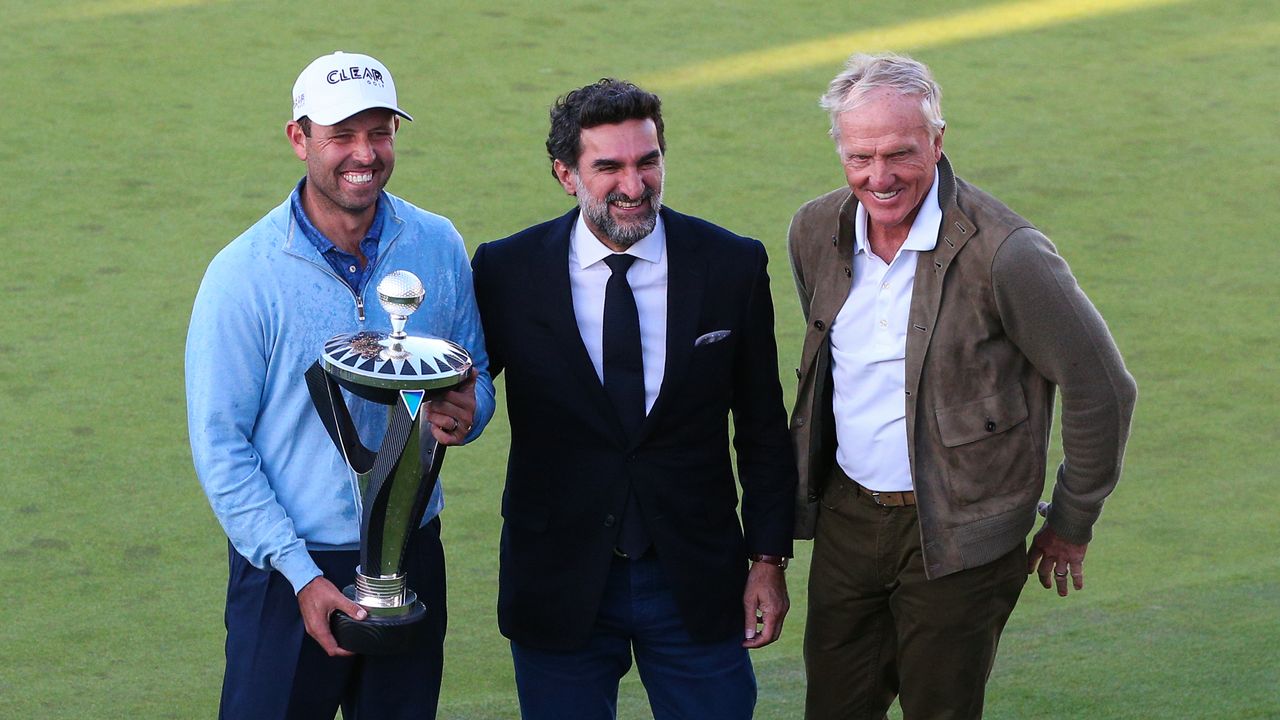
[{"left": 297, "top": 576, "right": 367, "bottom": 657}]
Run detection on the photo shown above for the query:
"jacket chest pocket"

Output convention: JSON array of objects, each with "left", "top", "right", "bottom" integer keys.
[
  {"left": 933, "top": 383, "right": 1037, "bottom": 505},
  {"left": 935, "top": 383, "right": 1029, "bottom": 447}
]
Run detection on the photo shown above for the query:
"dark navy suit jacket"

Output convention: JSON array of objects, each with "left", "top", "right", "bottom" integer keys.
[{"left": 472, "top": 206, "right": 796, "bottom": 650}]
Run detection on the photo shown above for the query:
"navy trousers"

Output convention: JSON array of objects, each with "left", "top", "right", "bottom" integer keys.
[
  {"left": 511, "top": 551, "right": 757, "bottom": 720},
  {"left": 219, "top": 518, "right": 446, "bottom": 720}
]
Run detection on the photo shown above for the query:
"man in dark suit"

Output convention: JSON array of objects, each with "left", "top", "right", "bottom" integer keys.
[{"left": 471, "top": 79, "right": 797, "bottom": 720}]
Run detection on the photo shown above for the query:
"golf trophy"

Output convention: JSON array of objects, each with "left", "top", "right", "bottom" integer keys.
[{"left": 304, "top": 270, "right": 472, "bottom": 654}]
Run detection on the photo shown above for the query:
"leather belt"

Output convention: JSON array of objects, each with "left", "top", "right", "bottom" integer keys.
[{"left": 850, "top": 478, "right": 916, "bottom": 507}]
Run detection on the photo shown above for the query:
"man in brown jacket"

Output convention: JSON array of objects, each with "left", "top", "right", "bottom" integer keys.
[{"left": 789, "top": 53, "right": 1137, "bottom": 719}]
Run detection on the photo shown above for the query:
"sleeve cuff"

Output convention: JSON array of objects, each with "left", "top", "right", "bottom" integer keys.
[
  {"left": 1047, "top": 472, "right": 1102, "bottom": 545},
  {"left": 274, "top": 544, "right": 323, "bottom": 595}
]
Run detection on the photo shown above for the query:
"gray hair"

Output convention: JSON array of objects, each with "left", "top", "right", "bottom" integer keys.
[{"left": 820, "top": 53, "right": 945, "bottom": 143}]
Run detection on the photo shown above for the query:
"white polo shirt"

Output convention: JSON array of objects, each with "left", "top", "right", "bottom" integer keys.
[
  {"left": 568, "top": 212, "right": 668, "bottom": 414},
  {"left": 830, "top": 169, "right": 941, "bottom": 492}
]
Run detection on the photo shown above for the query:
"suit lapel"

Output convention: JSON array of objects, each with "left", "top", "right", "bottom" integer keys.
[
  {"left": 811, "top": 192, "right": 859, "bottom": 326},
  {"left": 793, "top": 189, "right": 857, "bottom": 400},
  {"left": 637, "top": 209, "right": 704, "bottom": 444},
  {"left": 905, "top": 154, "right": 975, "bottom": 400},
  {"left": 534, "top": 209, "right": 626, "bottom": 437}
]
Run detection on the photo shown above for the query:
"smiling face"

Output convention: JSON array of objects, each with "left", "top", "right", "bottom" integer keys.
[
  {"left": 554, "top": 118, "right": 664, "bottom": 251},
  {"left": 287, "top": 108, "right": 398, "bottom": 225},
  {"left": 835, "top": 88, "right": 943, "bottom": 244}
]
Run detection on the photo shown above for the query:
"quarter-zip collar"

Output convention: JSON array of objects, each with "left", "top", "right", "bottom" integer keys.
[{"left": 289, "top": 177, "right": 390, "bottom": 294}]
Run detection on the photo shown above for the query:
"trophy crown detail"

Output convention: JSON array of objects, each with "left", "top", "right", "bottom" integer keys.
[
  {"left": 319, "top": 269, "right": 472, "bottom": 393},
  {"left": 378, "top": 270, "right": 426, "bottom": 340}
]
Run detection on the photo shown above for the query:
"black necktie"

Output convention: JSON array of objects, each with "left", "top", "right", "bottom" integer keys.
[
  {"left": 602, "top": 254, "right": 649, "bottom": 557},
  {"left": 602, "top": 254, "right": 645, "bottom": 437}
]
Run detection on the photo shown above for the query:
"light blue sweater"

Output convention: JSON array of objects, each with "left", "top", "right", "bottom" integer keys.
[{"left": 186, "top": 192, "right": 494, "bottom": 593}]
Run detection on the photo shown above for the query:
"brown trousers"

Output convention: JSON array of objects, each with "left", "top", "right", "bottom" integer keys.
[{"left": 804, "top": 473, "right": 1026, "bottom": 720}]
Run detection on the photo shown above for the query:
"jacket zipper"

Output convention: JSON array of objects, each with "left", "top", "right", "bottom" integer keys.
[
  {"left": 309, "top": 265, "right": 366, "bottom": 323},
  {"left": 314, "top": 266, "right": 366, "bottom": 323},
  {"left": 284, "top": 213, "right": 373, "bottom": 324}
]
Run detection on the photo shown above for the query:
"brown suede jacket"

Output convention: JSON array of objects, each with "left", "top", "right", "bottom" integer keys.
[{"left": 788, "top": 154, "right": 1137, "bottom": 578}]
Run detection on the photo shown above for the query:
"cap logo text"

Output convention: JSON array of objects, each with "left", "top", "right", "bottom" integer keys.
[{"left": 327, "top": 66, "right": 385, "bottom": 86}]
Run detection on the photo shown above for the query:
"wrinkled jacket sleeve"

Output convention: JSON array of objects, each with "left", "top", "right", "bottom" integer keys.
[
  {"left": 185, "top": 261, "right": 321, "bottom": 594},
  {"left": 992, "top": 229, "right": 1137, "bottom": 543}
]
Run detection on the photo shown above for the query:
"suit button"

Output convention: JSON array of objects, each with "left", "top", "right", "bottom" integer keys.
[
  {"left": 814, "top": 320, "right": 826, "bottom": 331},
  {"left": 604, "top": 514, "right": 616, "bottom": 527},
  {"left": 985, "top": 419, "right": 997, "bottom": 432},
  {"left": 807, "top": 492, "right": 819, "bottom": 502},
  {"left": 795, "top": 417, "right": 806, "bottom": 427}
]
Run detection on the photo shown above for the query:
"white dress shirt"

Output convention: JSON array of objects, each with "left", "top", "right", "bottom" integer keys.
[
  {"left": 568, "top": 211, "right": 668, "bottom": 414},
  {"left": 830, "top": 169, "right": 941, "bottom": 492}
]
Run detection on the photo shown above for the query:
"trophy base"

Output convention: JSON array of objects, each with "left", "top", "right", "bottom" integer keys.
[{"left": 331, "top": 593, "right": 430, "bottom": 655}]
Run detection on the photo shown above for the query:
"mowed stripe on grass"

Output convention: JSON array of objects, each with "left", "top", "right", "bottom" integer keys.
[
  {"left": 640, "top": 0, "right": 1192, "bottom": 90},
  {"left": 49, "top": 0, "right": 218, "bottom": 20}
]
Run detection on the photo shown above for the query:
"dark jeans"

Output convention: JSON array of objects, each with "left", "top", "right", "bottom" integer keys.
[
  {"left": 805, "top": 476, "right": 1026, "bottom": 720},
  {"left": 511, "top": 551, "right": 757, "bottom": 720},
  {"left": 219, "top": 518, "right": 446, "bottom": 720}
]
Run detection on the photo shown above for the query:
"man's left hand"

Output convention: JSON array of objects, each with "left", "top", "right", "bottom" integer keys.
[
  {"left": 742, "top": 561, "right": 789, "bottom": 648},
  {"left": 426, "top": 368, "right": 477, "bottom": 446},
  {"left": 1028, "top": 523, "right": 1088, "bottom": 597}
]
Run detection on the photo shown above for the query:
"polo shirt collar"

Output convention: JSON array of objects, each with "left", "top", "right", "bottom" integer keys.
[
  {"left": 289, "top": 177, "right": 389, "bottom": 254},
  {"left": 854, "top": 166, "right": 942, "bottom": 256}
]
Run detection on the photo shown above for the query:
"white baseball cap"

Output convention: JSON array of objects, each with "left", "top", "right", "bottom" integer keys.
[{"left": 291, "top": 51, "right": 413, "bottom": 126}]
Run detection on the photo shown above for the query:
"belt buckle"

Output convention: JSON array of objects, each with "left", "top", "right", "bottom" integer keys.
[{"left": 869, "top": 490, "right": 888, "bottom": 507}]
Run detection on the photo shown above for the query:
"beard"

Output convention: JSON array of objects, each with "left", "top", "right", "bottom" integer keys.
[{"left": 574, "top": 172, "right": 663, "bottom": 249}]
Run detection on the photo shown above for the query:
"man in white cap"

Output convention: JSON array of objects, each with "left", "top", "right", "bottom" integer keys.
[{"left": 186, "top": 51, "right": 494, "bottom": 719}]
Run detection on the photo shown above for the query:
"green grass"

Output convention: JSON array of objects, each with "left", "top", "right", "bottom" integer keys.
[{"left": 2, "top": 0, "right": 1277, "bottom": 717}]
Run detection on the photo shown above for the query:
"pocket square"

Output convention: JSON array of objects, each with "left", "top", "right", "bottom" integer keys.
[{"left": 694, "top": 330, "right": 732, "bottom": 347}]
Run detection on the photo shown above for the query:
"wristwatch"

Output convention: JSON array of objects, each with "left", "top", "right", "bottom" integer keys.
[{"left": 750, "top": 553, "right": 789, "bottom": 570}]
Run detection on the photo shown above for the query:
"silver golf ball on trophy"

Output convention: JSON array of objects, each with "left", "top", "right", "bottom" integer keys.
[{"left": 305, "top": 270, "right": 471, "bottom": 654}]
